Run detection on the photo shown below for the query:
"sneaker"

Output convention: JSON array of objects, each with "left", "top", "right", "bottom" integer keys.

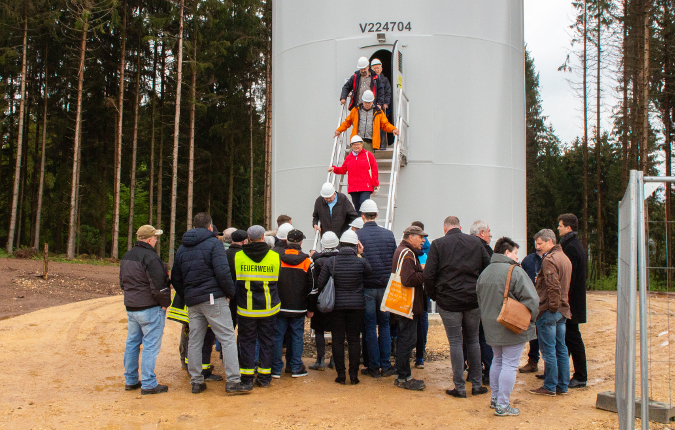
[
  {"left": 380, "top": 367, "right": 397, "bottom": 377},
  {"left": 446, "top": 388, "right": 467, "bottom": 398},
  {"left": 141, "top": 384, "right": 169, "bottom": 395},
  {"left": 271, "top": 373, "right": 281, "bottom": 379},
  {"left": 254, "top": 378, "right": 270, "bottom": 388},
  {"left": 490, "top": 397, "right": 498, "bottom": 409},
  {"left": 204, "top": 373, "right": 224, "bottom": 382},
  {"left": 125, "top": 382, "right": 142, "bottom": 391},
  {"left": 415, "top": 360, "right": 425, "bottom": 369},
  {"left": 472, "top": 386, "right": 489, "bottom": 396},
  {"left": 192, "top": 382, "right": 207, "bottom": 394},
  {"left": 495, "top": 405, "right": 520, "bottom": 416},
  {"left": 394, "top": 378, "right": 426, "bottom": 391},
  {"left": 529, "top": 386, "right": 556, "bottom": 396},
  {"left": 569, "top": 378, "right": 587, "bottom": 388},
  {"left": 519, "top": 359, "right": 539, "bottom": 373},
  {"left": 292, "top": 365, "right": 308, "bottom": 378},
  {"left": 362, "top": 368, "right": 381, "bottom": 378},
  {"left": 226, "top": 381, "right": 252, "bottom": 394}
]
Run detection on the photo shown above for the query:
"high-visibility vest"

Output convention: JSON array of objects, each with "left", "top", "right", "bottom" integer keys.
[
  {"left": 235, "top": 250, "right": 281, "bottom": 318},
  {"left": 167, "top": 293, "right": 189, "bottom": 324}
]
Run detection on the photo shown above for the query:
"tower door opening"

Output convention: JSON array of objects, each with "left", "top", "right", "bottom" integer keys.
[{"left": 369, "top": 49, "right": 395, "bottom": 146}]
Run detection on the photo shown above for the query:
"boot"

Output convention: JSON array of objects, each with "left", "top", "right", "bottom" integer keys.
[
  {"left": 519, "top": 359, "right": 538, "bottom": 373},
  {"left": 309, "top": 356, "right": 325, "bottom": 371},
  {"left": 327, "top": 356, "right": 335, "bottom": 369}
]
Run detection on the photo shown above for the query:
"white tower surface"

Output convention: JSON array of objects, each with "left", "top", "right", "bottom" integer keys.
[{"left": 272, "top": 0, "right": 526, "bottom": 246}]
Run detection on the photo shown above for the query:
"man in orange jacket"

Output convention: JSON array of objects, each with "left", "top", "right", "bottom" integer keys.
[{"left": 335, "top": 90, "right": 398, "bottom": 152}]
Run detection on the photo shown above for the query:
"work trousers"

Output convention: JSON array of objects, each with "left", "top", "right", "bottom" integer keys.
[
  {"left": 187, "top": 298, "right": 240, "bottom": 385},
  {"left": 331, "top": 309, "right": 364, "bottom": 379},
  {"left": 565, "top": 321, "right": 587, "bottom": 382},
  {"left": 238, "top": 314, "right": 276, "bottom": 384}
]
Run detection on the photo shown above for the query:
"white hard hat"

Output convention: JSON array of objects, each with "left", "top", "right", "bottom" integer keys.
[
  {"left": 357, "top": 56, "right": 369, "bottom": 69},
  {"left": 362, "top": 90, "right": 375, "bottom": 103},
  {"left": 370, "top": 58, "right": 382, "bottom": 66},
  {"left": 321, "top": 231, "right": 340, "bottom": 249},
  {"left": 340, "top": 229, "right": 359, "bottom": 245},
  {"left": 320, "top": 182, "right": 336, "bottom": 198},
  {"left": 276, "top": 223, "right": 293, "bottom": 240},
  {"left": 350, "top": 135, "right": 364, "bottom": 144},
  {"left": 360, "top": 199, "right": 378, "bottom": 214},
  {"left": 349, "top": 218, "right": 364, "bottom": 229}
]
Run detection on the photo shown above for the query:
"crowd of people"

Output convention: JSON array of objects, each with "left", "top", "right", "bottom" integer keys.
[{"left": 118, "top": 56, "right": 588, "bottom": 418}]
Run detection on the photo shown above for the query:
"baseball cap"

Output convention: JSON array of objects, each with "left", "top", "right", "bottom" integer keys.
[
  {"left": 247, "top": 225, "right": 265, "bottom": 241},
  {"left": 136, "top": 225, "right": 163, "bottom": 239},
  {"left": 231, "top": 229, "right": 248, "bottom": 243},
  {"left": 287, "top": 229, "right": 306, "bottom": 243},
  {"left": 403, "top": 225, "right": 428, "bottom": 237}
]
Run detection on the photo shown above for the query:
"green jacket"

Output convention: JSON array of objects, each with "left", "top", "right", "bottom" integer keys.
[{"left": 476, "top": 253, "right": 539, "bottom": 346}]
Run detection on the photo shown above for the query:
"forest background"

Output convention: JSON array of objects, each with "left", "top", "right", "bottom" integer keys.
[{"left": 1, "top": 0, "right": 674, "bottom": 288}]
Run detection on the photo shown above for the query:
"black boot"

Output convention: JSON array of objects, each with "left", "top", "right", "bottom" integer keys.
[
  {"left": 327, "top": 356, "right": 335, "bottom": 369},
  {"left": 309, "top": 356, "right": 325, "bottom": 371}
]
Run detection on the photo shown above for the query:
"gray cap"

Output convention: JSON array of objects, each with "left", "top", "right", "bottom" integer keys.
[{"left": 247, "top": 225, "right": 266, "bottom": 240}]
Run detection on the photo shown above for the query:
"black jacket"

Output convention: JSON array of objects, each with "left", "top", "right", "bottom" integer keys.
[
  {"left": 312, "top": 192, "right": 359, "bottom": 237},
  {"left": 120, "top": 241, "right": 171, "bottom": 310},
  {"left": 357, "top": 221, "right": 397, "bottom": 289},
  {"left": 380, "top": 74, "right": 392, "bottom": 106},
  {"left": 276, "top": 244, "right": 314, "bottom": 317},
  {"left": 423, "top": 228, "right": 490, "bottom": 312},
  {"left": 340, "top": 69, "right": 384, "bottom": 110},
  {"left": 317, "top": 246, "right": 373, "bottom": 310},
  {"left": 308, "top": 249, "right": 340, "bottom": 313},
  {"left": 560, "top": 232, "right": 587, "bottom": 324},
  {"left": 225, "top": 243, "right": 244, "bottom": 321},
  {"left": 481, "top": 239, "right": 494, "bottom": 257},
  {"left": 172, "top": 228, "right": 235, "bottom": 307}
]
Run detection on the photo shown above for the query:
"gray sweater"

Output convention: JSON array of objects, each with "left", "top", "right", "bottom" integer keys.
[{"left": 476, "top": 253, "right": 539, "bottom": 346}]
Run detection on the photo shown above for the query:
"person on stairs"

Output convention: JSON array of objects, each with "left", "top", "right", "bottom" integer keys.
[
  {"left": 370, "top": 58, "right": 392, "bottom": 149},
  {"left": 334, "top": 90, "right": 398, "bottom": 153},
  {"left": 328, "top": 135, "right": 379, "bottom": 214}
]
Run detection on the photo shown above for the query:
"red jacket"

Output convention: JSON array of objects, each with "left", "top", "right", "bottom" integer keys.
[{"left": 333, "top": 150, "right": 379, "bottom": 193}]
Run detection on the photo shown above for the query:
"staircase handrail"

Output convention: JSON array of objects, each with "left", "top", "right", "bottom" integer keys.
[{"left": 384, "top": 88, "right": 408, "bottom": 231}]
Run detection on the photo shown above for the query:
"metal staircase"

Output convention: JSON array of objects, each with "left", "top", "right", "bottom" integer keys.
[{"left": 312, "top": 88, "right": 409, "bottom": 251}]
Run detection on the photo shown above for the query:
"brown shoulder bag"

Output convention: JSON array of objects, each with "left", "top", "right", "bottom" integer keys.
[{"left": 496, "top": 265, "right": 532, "bottom": 334}]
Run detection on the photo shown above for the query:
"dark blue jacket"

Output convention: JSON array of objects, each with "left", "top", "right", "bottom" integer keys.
[
  {"left": 172, "top": 228, "right": 235, "bottom": 307},
  {"left": 357, "top": 221, "right": 397, "bottom": 289},
  {"left": 520, "top": 252, "right": 543, "bottom": 285},
  {"left": 317, "top": 246, "right": 373, "bottom": 310}
]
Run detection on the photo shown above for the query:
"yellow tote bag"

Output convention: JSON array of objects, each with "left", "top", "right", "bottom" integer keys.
[{"left": 380, "top": 248, "right": 415, "bottom": 319}]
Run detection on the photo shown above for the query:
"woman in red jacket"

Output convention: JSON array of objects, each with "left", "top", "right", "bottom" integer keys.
[{"left": 328, "top": 135, "right": 379, "bottom": 213}]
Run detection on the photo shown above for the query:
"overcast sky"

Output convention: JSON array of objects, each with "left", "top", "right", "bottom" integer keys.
[{"left": 524, "top": 0, "right": 582, "bottom": 145}]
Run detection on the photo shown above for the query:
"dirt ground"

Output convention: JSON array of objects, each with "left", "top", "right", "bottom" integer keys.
[{"left": 0, "top": 259, "right": 674, "bottom": 429}]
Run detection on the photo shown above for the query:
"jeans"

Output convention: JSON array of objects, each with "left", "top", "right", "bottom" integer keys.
[
  {"left": 395, "top": 315, "right": 418, "bottom": 380},
  {"left": 438, "top": 307, "right": 482, "bottom": 391},
  {"left": 364, "top": 289, "right": 392, "bottom": 371},
  {"left": 350, "top": 191, "right": 372, "bottom": 214},
  {"left": 188, "top": 297, "right": 241, "bottom": 385},
  {"left": 490, "top": 343, "right": 526, "bottom": 408},
  {"left": 331, "top": 309, "right": 365, "bottom": 378},
  {"left": 415, "top": 297, "right": 431, "bottom": 361},
  {"left": 273, "top": 315, "right": 305, "bottom": 374},
  {"left": 566, "top": 321, "right": 587, "bottom": 382},
  {"left": 124, "top": 306, "right": 166, "bottom": 390},
  {"left": 536, "top": 311, "right": 570, "bottom": 392}
]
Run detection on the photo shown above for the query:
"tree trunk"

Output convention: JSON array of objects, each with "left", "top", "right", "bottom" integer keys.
[
  {"left": 227, "top": 137, "right": 234, "bottom": 227},
  {"left": 16, "top": 87, "right": 31, "bottom": 248},
  {"left": 149, "top": 41, "right": 158, "bottom": 225},
  {"left": 127, "top": 44, "right": 141, "bottom": 251},
  {"left": 664, "top": 0, "right": 672, "bottom": 287},
  {"left": 156, "top": 40, "right": 166, "bottom": 256},
  {"left": 168, "top": 0, "right": 185, "bottom": 269},
  {"left": 7, "top": 10, "right": 28, "bottom": 254},
  {"left": 595, "top": 3, "right": 603, "bottom": 278},
  {"left": 67, "top": 14, "right": 89, "bottom": 259},
  {"left": 111, "top": 0, "right": 127, "bottom": 259},
  {"left": 186, "top": 19, "right": 197, "bottom": 231},
  {"left": 582, "top": 0, "right": 589, "bottom": 251},
  {"left": 34, "top": 43, "right": 48, "bottom": 249},
  {"left": 250, "top": 83, "right": 254, "bottom": 227},
  {"left": 621, "top": 0, "right": 629, "bottom": 189},
  {"left": 640, "top": 0, "right": 650, "bottom": 171},
  {"left": 263, "top": 0, "right": 272, "bottom": 229}
]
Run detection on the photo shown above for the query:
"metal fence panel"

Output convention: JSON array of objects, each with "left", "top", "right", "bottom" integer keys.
[{"left": 616, "top": 170, "right": 638, "bottom": 429}]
